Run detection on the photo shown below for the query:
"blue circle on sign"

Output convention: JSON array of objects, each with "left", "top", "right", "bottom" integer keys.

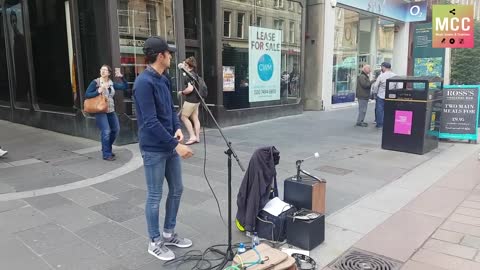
[{"left": 257, "top": 54, "right": 274, "bottom": 81}]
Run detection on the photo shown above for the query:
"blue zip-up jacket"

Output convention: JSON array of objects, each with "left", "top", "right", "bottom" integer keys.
[{"left": 133, "top": 66, "right": 180, "bottom": 153}]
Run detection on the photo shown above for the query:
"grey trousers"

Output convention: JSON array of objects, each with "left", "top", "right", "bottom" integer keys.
[{"left": 357, "top": 99, "right": 369, "bottom": 124}]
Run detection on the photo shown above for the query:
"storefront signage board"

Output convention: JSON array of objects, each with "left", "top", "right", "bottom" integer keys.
[
  {"left": 337, "top": 0, "right": 427, "bottom": 22},
  {"left": 248, "top": 26, "right": 281, "bottom": 102},
  {"left": 440, "top": 85, "right": 480, "bottom": 141}
]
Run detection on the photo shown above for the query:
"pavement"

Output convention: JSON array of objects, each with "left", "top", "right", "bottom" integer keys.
[{"left": 0, "top": 105, "right": 478, "bottom": 270}]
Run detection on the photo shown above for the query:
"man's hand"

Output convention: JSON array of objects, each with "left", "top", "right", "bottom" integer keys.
[
  {"left": 175, "top": 144, "right": 193, "bottom": 159},
  {"left": 174, "top": 129, "right": 184, "bottom": 142}
]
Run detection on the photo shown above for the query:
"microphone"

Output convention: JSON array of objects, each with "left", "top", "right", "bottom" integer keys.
[
  {"left": 302, "top": 152, "right": 320, "bottom": 162},
  {"left": 295, "top": 152, "right": 321, "bottom": 182},
  {"left": 177, "top": 63, "right": 196, "bottom": 82}
]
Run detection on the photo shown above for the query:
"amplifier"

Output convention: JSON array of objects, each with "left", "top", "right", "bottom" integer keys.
[
  {"left": 284, "top": 176, "right": 326, "bottom": 214},
  {"left": 286, "top": 209, "right": 325, "bottom": 250}
]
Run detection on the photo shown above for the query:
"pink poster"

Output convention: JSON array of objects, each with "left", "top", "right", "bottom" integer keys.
[{"left": 394, "top": 110, "right": 413, "bottom": 135}]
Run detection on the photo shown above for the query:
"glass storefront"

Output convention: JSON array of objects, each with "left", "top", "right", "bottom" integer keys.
[
  {"left": 28, "top": 0, "right": 77, "bottom": 112},
  {"left": 0, "top": 0, "right": 305, "bottom": 142},
  {"left": 5, "top": 0, "right": 31, "bottom": 108},
  {"left": 116, "top": 0, "right": 178, "bottom": 109},
  {"left": 332, "top": 7, "right": 395, "bottom": 104},
  {"left": 0, "top": 1, "right": 11, "bottom": 106},
  {"left": 222, "top": 0, "right": 303, "bottom": 110}
]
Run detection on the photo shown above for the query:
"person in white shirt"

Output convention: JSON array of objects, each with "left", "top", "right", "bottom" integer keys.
[{"left": 371, "top": 62, "right": 397, "bottom": 128}]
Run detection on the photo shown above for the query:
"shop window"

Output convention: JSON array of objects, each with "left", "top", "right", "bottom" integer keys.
[
  {"left": 0, "top": 2, "right": 11, "bottom": 105},
  {"left": 224, "top": 11, "right": 231, "bottom": 37},
  {"left": 256, "top": 16, "right": 262, "bottom": 27},
  {"left": 237, "top": 13, "right": 245, "bottom": 38},
  {"left": 118, "top": 0, "right": 129, "bottom": 34},
  {"left": 146, "top": 3, "right": 157, "bottom": 36},
  {"left": 222, "top": 1, "right": 303, "bottom": 110},
  {"left": 274, "top": 0, "right": 284, "bottom": 9},
  {"left": 5, "top": 0, "right": 31, "bottom": 108},
  {"left": 289, "top": 21, "right": 295, "bottom": 43},
  {"left": 116, "top": 0, "right": 178, "bottom": 111},
  {"left": 274, "top": 19, "right": 284, "bottom": 42},
  {"left": 332, "top": 8, "right": 359, "bottom": 104},
  {"left": 183, "top": 0, "right": 198, "bottom": 40}
]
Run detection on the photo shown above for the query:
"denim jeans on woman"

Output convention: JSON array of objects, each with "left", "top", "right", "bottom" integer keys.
[
  {"left": 95, "top": 112, "right": 119, "bottom": 159},
  {"left": 142, "top": 150, "right": 183, "bottom": 240}
]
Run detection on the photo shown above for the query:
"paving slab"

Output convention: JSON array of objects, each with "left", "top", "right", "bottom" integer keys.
[{"left": 355, "top": 210, "right": 443, "bottom": 262}]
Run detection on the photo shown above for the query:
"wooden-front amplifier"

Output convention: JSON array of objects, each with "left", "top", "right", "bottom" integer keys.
[{"left": 283, "top": 176, "right": 326, "bottom": 214}]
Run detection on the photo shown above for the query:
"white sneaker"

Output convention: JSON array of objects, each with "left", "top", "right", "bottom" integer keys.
[
  {"left": 0, "top": 149, "right": 8, "bottom": 158},
  {"left": 148, "top": 240, "right": 175, "bottom": 261}
]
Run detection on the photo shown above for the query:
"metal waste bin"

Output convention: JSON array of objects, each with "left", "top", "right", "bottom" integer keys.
[{"left": 381, "top": 76, "right": 443, "bottom": 155}]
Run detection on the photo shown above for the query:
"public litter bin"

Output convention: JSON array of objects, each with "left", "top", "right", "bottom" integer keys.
[{"left": 381, "top": 76, "right": 443, "bottom": 155}]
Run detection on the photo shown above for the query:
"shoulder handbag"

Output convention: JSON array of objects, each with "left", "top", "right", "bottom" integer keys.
[{"left": 84, "top": 94, "right": 108, "bottom": 113}]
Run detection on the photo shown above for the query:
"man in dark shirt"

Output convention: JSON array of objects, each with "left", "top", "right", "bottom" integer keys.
[
  {"left": 133, "top": 36, "right": 193, "bottom": 261},
  {"left": 356, "top": 65, "right": 373, "bottom": 127}
]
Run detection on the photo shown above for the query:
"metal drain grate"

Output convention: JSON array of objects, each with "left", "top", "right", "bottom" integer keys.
[{"left": 329, "top": 248, "right": 402, "bottom": 270}]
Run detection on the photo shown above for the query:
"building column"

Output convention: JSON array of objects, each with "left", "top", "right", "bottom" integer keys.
[
  {"left": 444, "top": 48, "right": 451, "bottom": 84},
  {"left": 106, "top": 0, "right": 125, "bottom": 114},
  {"left": 304, "top": 0, "right": 335, "bottom": 111},
  {"left": 393, "top": 22, "right": 410, "bottom": 76},
  {"left": 370, "top": 18, "right": 378, "bottom": 72}
]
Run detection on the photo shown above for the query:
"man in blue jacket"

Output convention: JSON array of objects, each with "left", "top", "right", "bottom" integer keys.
[{"left": 133, "top": 36, "right": 194, "bottom": 261}]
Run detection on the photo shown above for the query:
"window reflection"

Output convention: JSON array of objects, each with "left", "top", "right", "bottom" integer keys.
[
  {"left": 5, "top": 1, "right": 31, "bottom": 107},
  {"left": 117, "top": 0, "right": 177, "bottom": 111},
  {"left": 222, "top": 0, "right": 303, "bottom": 110}
]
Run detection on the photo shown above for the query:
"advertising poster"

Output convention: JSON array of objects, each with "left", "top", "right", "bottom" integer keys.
[
  {"left": 249, "top": 26, "right": 281, "bottom": 102},
  {"left": 394, "top": 110, "right": 413, "bottom": 135},
  {"left": 412, "top": 23, "right": 445, "bottom": 89},
  {"left": 440, "top": 85, "right": 480, "bottom": 141},
  {"left": 223, "top": 66, "right": 235, "bottom": 92},
  {"left": 432, "top": 5, "right": 474, "bottom": 48}
]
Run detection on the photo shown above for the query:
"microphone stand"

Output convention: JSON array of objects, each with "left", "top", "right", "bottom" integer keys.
[
  {"left": 180, "top": 71, "right": 245, "bottom": 269},
  {"left": 294, "top": 159, "right": 325, "bottom": 182}
]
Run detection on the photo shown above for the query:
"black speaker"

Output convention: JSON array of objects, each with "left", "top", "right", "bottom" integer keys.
[
  {"left": 286, "top": 210, "right": 325, "bottom": 250},
  {"left": 284, "top": 176, "right": 326, "bottom": 213}
]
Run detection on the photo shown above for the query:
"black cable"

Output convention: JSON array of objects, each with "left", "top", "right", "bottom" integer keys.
[
  {"left": 200, "top": 99, "right": 226, "bottom": 226},
  {"left": 164, "top": 243, "right": 241, "bottom": 270}
]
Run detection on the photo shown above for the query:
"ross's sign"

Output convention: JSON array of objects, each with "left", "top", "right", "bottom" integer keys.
[
  {"left": 440, "top": 85, "right": 479, "bottom": 141},
  {"left": 248, "top": 27, "right": 281, "bottom": 102},
  {"left": 337, "top": 0, "right": 427, "bottom": 22},
  {"left": 432, "top": 5, "right": 474, "bottom": 48}
]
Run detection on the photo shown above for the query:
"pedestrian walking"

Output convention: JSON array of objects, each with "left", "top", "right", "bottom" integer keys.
[{"left": 179, "top": 57, "right": 202, "bottom": 145}]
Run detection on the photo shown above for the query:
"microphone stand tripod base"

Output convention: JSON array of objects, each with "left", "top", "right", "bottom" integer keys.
[{"left": 205, "top": 147, "right": 236, "bottom": 269}]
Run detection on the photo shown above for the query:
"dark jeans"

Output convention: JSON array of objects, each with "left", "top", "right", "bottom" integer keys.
[
  {"left": 95, "top": 112, "right": 119, "bottom": 159},
  {"left": 375, "top": 97, "right": 385, "bottom": 127},
  {"left": 142, "top": 150, "right": 183, "bottom": 240}
]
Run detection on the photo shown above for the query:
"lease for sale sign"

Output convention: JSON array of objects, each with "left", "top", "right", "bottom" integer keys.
[{"left": 433, "top": 5, "right": 474, "bottom": 48}]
